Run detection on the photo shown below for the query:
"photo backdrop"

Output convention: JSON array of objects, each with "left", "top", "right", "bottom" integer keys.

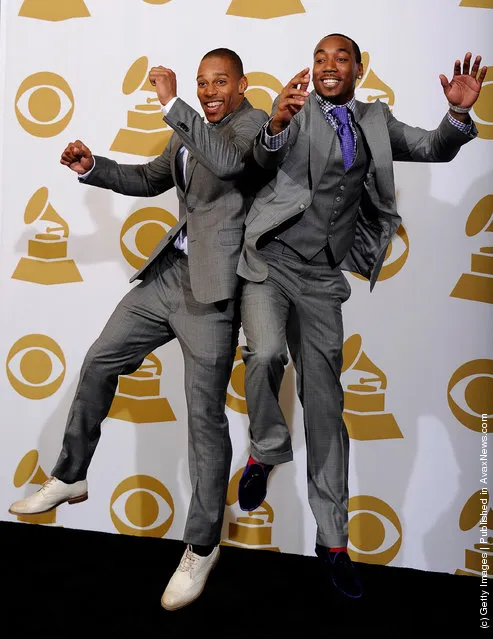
[{"left": 0, "top": 0, "right": 492, "bottom": 577}]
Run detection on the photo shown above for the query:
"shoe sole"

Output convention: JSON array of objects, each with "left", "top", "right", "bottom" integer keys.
[
  {"left": 8, "top": 492, "right": 88, "bottom": 516},
  {"left": 160, "top": 551, "right": 220, "bottom": 611}
]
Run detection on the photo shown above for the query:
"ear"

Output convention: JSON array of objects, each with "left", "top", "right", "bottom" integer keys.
[
  {"left": 356, "top": 62, "right": 364, "bottom": 79},
  {"left": 238, "top": 75, "right": 248, "bottom": 95}
]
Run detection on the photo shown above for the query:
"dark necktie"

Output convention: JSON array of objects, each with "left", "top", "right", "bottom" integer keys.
[{"left": 331, "top": 105, "right": 355, "bottom": 171}]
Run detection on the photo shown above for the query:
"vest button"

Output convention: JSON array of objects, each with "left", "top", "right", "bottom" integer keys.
[
  {"left": 340, "top": 185, "right": 345, "bottom": 190},
  {"left": 335, "top": 196, "right": 341, "bottom": 202},
  {"left": 299, "top": 203, "right": 305, "bottom": 210},
  {"left": 187, "top": 206, "right": 194, "bottom": 213}
]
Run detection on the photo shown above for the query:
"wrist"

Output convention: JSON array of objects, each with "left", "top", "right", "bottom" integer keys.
[
  {"left": 269, "top": 118, "right": 288, "bottom": 136},
  {"left": 448, "top": 102, "right": 472, "bottom": 114}
]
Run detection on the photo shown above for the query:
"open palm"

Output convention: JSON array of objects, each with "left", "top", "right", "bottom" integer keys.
[{"left": 440, "top": 53, "right": 487, "bottom": 109}]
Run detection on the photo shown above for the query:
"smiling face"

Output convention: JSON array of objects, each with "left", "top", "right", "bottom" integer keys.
[
  {"left": 196, "top": 55, "right": 247, "bottom": 123},
  {"left": 312, "top": 35, "right": 363, "bottom": 104}
]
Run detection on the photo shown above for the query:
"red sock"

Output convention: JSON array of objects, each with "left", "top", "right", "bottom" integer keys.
[
  {"left": 247, "top": 455, "right": 262, "bottom": 467},
  {"left": 329, "top": 546, "right": 347, "bottom": 553}
]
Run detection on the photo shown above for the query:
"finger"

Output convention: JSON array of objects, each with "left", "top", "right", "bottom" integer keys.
[
  {"left": 281, "top": 96, "right": 308, "bottom": 109},
  {"left": 288, "top": 68, "right": 310, "bottom": 87},
  {"left": 477, "top": 65, "right": 488, "bottom": 86},
  {"left": 439, "top": 73, "right": 449, "bottom": 89},
  {"left": 462, "top": 52, "right": 472, "bottom": 75},
  {"left": 61, "top": 148, "right": 78, "bottom": 162},
  {"left": 73, "top": 140, "right": 91, "bottom": 157},
  {"left": 453, "top": 59, "right": 461, "bottom": 76},
  {"left": 470, "top": 55, "right": 482, "bottom": 78}
]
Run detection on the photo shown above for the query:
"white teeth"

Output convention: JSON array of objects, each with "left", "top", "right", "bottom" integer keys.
[
  {"left": 206, "top": 101, "right": 221, "bottom": 107},
  {"left": 322, "top": 79, "right": 339, "bottom": 86}
]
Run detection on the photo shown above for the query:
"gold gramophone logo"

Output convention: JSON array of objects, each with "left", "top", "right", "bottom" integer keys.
[
  {"left": 447, "top": 359, "right": 493, "bottom": 433},
  {"left": 341, "top": 334, "right": 402, "bottom": 440},
  {"left": 143, "top": 0, "right": 172, "bottom": 4},
  {"left": 111, "top": 56, "right": 173, "bottom": 157},
  {"left": 221, "top": 468, "right": 279, "bottom": 551},
  {"left": 226, "top": 0, "right": 305, "bottom": 18},
  {"left": 226, "top": 346, "right": 247, "bottom": 414},
  {"left": 107, "top": 352, "right": 176, "bottom": 423},
  {"left": 15, "top": 72, "right": 74, "bottom": 137},
  {"left": 456, "top": 490, "right": 492, "bottom": 578},
  {"left": 352, "top": 224, "right": 409, "bottom": 282},
  {"left": 348, "top": 495, "right": 402, "bottom": 565},
  {"left": 11, "top": 450, "right": 58, "bottom": 525},
  {"left": 19, "top": 0, "right": 90, "bottom": 20},
  {"left": 245, "top": 72, "right": 283, "bottom": 115},
  {"left": 471, "top": 65, "right": 493, "bottom": 139},
  {"left": 7, "top": 334, "right": 66, "bottom": 399},
  {"left": 110, "top": 475, "right": 174, "bottom": 537},
  {"left": 120, "top": 207, "right": 177, "bottom": 270},
  {"left": 12, "top": 187, "right": 83, "bottom": 285},
  {"left": 450, "top": 194, "right": 493, "bottom": 304},
  {"left": 459, "top": 0, "right": 493, "bottom": 7},
  {"left": 355, "top": 51, "right": 395, "bottom": 107}
]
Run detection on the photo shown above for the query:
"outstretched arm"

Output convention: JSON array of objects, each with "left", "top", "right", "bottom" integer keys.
[{"left": 149, "top": 65, "right": 268, "bottom": 179}]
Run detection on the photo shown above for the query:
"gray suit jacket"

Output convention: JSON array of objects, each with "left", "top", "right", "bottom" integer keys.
[
  {"left": 237, "top": 93, "right": 477, "bottom": 290},
  {"left": 82, "top": 98, "right": 268, "bottom": 303}
]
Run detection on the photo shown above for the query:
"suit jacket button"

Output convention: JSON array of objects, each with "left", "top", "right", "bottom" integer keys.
[
  {"left": 299, "top": 204, "right": 305, "bottom": 210},
  {"left": 187, "top": 206, "right": 194, "bottom": 213}
]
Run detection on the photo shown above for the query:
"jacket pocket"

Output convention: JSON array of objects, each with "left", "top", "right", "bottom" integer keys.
[{"left": 219, "top": 228, "right": 244, "bottom": 246}]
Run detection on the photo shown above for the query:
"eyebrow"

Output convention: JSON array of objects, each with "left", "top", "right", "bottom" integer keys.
[
  {"left": 196, "top": 72, "right": 229, "bottom": 80},
  {"left": 314, "top": 47, "right": 351, "bottom": 56}
]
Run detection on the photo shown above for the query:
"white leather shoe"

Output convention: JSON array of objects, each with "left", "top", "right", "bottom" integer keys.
[
  {"left": 161, "top": 544, "right": 220, "bottom": 611},
  {"left": 8, "top": 476, "right": 88, "bottom": 515}
]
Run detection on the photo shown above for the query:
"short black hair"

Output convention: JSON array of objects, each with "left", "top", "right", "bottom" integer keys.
[
  {"left": 202, "top": 48, "right": 244, "bottom": 77},
  {"left": 316, "top": 33, "right": 362, "bottom": 64}
]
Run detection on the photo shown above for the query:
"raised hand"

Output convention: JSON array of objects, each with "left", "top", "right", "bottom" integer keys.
[
  {"left": 60, "top": 140, "right": 94, "bottom": 175},
  {"left": 149, "top": 65, "right": 177, "bottom": 107},
  {"left": 439, "top": 53, "right": 487, "bottom": 110},
  {"left": 270, "top": 68, "right": 311, "bottom": 134}
]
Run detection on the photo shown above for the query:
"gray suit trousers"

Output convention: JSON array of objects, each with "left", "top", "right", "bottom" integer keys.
[
  {"left": 240, "top": 241, "right": 351, "bottom": 547},
  {"left": 52, "top": 248, "right": 239, "bottom": 545}
]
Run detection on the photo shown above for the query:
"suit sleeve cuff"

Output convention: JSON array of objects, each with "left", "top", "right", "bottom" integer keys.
[
  {"left": 262, "top": 119, "right": 289, "bottom": 150},
  {"left": 162, "top": 96, "right": 179, "bottom": 115}
]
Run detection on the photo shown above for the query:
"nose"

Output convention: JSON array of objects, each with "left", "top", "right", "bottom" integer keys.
[
  {"left": 204, "top": 84, "right": 218, "bottom": 97},
  {"left": 323, "top": 55, "right": 337, "bottom": 72}
]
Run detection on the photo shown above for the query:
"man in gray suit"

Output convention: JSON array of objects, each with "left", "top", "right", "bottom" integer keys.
[
  {"left": 9, "top": 48, "right": 268, "bottom": 610},
  {"left": 236, "top": 34, "right": 486, "bottom": 598}
]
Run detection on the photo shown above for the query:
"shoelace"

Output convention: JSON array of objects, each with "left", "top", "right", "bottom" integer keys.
[
  {"left": 38, "top": 477, "right": 57, "bottom": 493},
  {"left": 177, "top": 547, "right": 200, "bottom": 575}
]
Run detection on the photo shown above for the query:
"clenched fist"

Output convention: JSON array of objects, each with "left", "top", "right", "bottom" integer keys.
[{"left": 60, "top": 140, "right": 94, "bottom": 175}]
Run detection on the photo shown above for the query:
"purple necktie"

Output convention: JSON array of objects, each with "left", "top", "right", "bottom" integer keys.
[{"left": 331, "top": 106, "right": 355, "bottom": 171}]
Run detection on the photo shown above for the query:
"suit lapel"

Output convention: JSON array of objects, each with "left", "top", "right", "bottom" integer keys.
[
  {"left": 308, "top": 93, "right": 337, "bottom": 193},
  {"left": 170, "top": 137, "right": 186, "bottom": 193},
  {"left": 184, "top": 152, "right": 198, "bottom": 193},
  {"left": 353, "top": 100, "right": 389, "bottom": 172}
]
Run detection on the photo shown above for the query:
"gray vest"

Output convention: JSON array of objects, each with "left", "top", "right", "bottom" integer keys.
[{"left": 275, "top": 123, "right": 370, "bottom": 263}]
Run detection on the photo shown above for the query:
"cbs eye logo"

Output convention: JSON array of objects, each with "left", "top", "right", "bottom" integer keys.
[
  {"left": 348, "top": 495, "right": 402, "bottom": 565},
  {"left": 110, "top": 475, "right": 174, "bottom": 538},
  {"left": 6, "top": 334, "right": 66, "bottom": 399},
  {"left": 15, "top": 72, "right": 74, "bottom": 137},
  {"left": 120, "top": 207, "right": 177, "bottom": 270},
  {"left": 352, "top": 225, "right": 409, "bottom": 282},
  {"left": 448, "top": 359, "right": 493, "bottom": 433},
  {"left": 245, "top": 73, "right": 284, "bottom": 116},
  {"left": 226, "top": 346, "right": 247, "bottom": 414}
]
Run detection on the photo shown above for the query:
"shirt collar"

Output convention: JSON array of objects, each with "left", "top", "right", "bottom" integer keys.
[{"left": 315, "top": 93, "right": 356, "bottom": 114}]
